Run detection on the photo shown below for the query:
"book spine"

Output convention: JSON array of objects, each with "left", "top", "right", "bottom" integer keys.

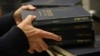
[
  {"left": 35, "top": 23, "right": 92, "bottom": 31},
  {"left": 51, "top": 30, "right": 94, "bottom": 38},
  {"left": 44, "top": 30, "right": 95, "bottom": 46},
  {"left": 33, "top": 16, "right": 93, "bottom": 26},
  {"left": 44, "top": 38, "right": 94, "bottom": 46}
]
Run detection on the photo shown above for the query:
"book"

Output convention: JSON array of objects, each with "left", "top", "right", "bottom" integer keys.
[
  {"left": 50, "top": 35, "right": 100, "bottom": 56},
  {"left": 35, "top": 22, "right": 93, "bottom": 31},
  {"left": 43, "top": 30, "right": 94, "bottom": 46},
  {"left": 49, "top": 30, "right": 94, "bottom": 37},
  {"left": 44, "top": 39, "right": 94, "bottom": 47},
  {"left": 21, "top": 6, "right": 93, "bottom": 26},
  {"left": 43, "top": 29, "right": 95, "bottom": 47},
  {"left": 22, "top": 0, "right": 82, "bottom": 8}
]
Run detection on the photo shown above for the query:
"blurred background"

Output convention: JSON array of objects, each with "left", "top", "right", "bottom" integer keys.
[
  {"left": 82, "top": 0, "right": 100, "bottom": 19},
  {"left": 0, "top": 0, "right": 30, "bottom": 16}
]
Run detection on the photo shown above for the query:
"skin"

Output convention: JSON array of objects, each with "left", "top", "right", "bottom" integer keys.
[{"left": 13, "top": 5, "right": 62, "bottom": 54}]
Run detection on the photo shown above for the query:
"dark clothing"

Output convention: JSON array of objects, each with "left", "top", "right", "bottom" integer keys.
[{"left": 0, "top": 13, "right": 29, "bottom": 56}]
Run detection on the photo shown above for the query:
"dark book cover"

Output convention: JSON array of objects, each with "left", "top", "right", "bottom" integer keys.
[
  {"left": 51, "top": 35, "right": 100, "bottom": 56},
  {"left": 43, "top": 29, "right": 95, "bottom": 47},
  {"left": 67, "top": 35, "right": 100, "bottom": 56},
  {"left": 49, "top": 29, "right": 94, "bottom": 38},
  {"left": 22, "top": 6, "right": 93, "bottom": 26},
  {"left": 35, "top": 22, "right": 93, "bottom": 31},
  {"left": 22, "top": 0, "right": 82, "bottom": 8},
  {"left": 44, "top": 38, "right": 94, "bottom": 47}
]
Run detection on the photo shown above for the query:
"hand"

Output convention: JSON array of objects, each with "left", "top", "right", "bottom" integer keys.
[
  {"left": 13, "top": 5, "right": 36, "bottom": 24},
  {"left": 17, "top": 15, "right": 62, "bottom": 54}
]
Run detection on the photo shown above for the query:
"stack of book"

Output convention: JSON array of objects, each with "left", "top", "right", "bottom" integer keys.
[
  {"left": 22, "top": 6, "right": 95, "bottom": 47},
  {"left": 21, "top": 0, "right": 95, "bottom": 56}
]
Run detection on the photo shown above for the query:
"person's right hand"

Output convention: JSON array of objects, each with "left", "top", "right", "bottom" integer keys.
[{"left": 17, "top": 15, "right": 62, "bottom": 54}]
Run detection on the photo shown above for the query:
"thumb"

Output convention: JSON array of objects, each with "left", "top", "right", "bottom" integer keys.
[{"left": 24, "top": 15, "right": 36, "bottom": 25}]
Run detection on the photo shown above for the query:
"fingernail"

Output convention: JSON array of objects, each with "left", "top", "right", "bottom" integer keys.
[
  {"left": 33, "top": 7, "right": 36, "bottom": 10},
  {"left": 58, "top": 36, "right": 62, "bottom": 41},
  {"left": 31, "top": 16, "right": 36, "bottom": 20},
  {"left": 33, "top": 15, "right": 36, "bottom": 18}
]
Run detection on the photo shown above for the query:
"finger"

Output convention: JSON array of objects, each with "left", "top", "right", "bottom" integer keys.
[
  {"left": 24, "top": 15, "right": 36, "bottom": 24},
  {"left": 27, "top": 41, "right": 35, "bottom": 54},
  {"left": 40, "top": 30, "right": 62, "bottom": 41},
  {"left": 21, "top": 5, "right": 36, "bottom": 11},
  {"left": 13, "top": 5, "right": 36, "bottom": 22},
  {"left": 34, "top": 41, "right": 43, "bottom": 53},
  {"left": 38, "top": 38, "right": 48, "bottom": 51}
]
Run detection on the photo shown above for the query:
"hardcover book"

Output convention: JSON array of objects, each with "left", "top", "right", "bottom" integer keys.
[
  {"left": 35, "top": 22, "right": 93, "bottom": 31},
  {"left": 44, "top": 38, "right": 94, "bottom": 47},
  {"left": 22, "top": 6, "right": 93, "bottom": 26},
  {"left": 22, "top": 0, "right": 82, "bottom": 8},
  {"left": 49, "top": 30, "right": 94, "bottom": 39},
  {"left": 43, "top": 29, "right": 95, "bottom": 47},
  {"left": 50, "top": 35, "right": 100, "bottom": 56}
]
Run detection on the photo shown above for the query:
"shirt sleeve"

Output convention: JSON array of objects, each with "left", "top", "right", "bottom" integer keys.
[
  {"left": 0, "top": 26, "right": 29, "bottom": 56},
  {"left": 0, "top": 12, "right": 16, "bottom": 36}
]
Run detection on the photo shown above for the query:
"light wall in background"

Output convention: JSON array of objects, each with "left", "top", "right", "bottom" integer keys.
[{"left": 82, "top": 0, "right": 90, "bottom": 11}]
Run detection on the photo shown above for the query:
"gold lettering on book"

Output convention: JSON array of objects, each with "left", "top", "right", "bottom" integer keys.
[
  {"left": 74, "top": 25, "right": 88, "bottom": 29},
  {"left": 77, "top": 34, "right": 91, "bottom": 37},
  {"left": 74, "top": 17, "right": 89, "bottom": 21},
  {"left": 46, "top": 9, "right": 53, "bottom": 16},
  {"left": 46, "top": 9, "right": 51, "bottom": 16},
  {"left": 55, "top": 42, "right": 63, "bottom": 45},
  {"left": 51, "top": 28, "right": 59, "bottom": 31},
  {"left": 41, "top": 9, "right": 53, "bottom": 16},
  {"left": 52, "top": 20, "right": 60, "bottom": 23},
  {"left": 42, "top": 10, "right": 47, "bottom": 16},
  {"left": 38, "top": 11, "right": 42, "bottom": 16},
  {"left": 47, "top": 9, "right": 53, "bottom": 16},
  {"left": 77, "top": 39, "right": 91, "bottom": 43}
]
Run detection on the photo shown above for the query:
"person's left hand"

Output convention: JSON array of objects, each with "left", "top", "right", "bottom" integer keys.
[{"left": 13, "top": 5, "right": 36, "bottom": 24}]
